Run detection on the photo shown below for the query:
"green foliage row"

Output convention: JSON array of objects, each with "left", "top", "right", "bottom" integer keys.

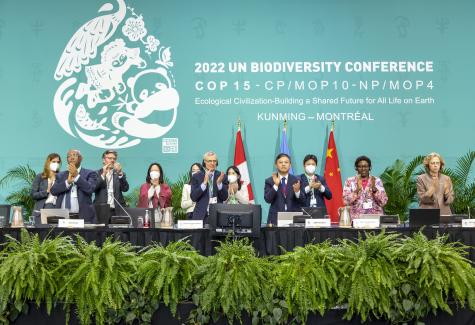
[{"left": 0, "top": 230, "right": 473, "bottom": 324}]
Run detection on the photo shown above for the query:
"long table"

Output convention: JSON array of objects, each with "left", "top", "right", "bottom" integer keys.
[{"left": 0, "top": 226, "right": 474, "bottom": 263}]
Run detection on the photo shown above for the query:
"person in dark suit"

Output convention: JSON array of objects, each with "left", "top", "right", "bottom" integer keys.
[
  {"left": 50, "top": 149, "right": 98, "bottom": 223},
  {"left": 190, "top": 151, "right": 228, "bottom": 221},
  {"left": 94, "top": 149, "right": 129, "bottom": 214},
  {"left": 264, "top": 153, "right": 305, "bottom": 225},
  {"left": 299, "top": 154, "right": 332, "bottom": 208},
  {"left": 31, "top": 153, "right": 62, "bottom": 222}
]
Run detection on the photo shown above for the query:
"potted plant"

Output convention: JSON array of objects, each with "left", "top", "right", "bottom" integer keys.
[
  {"left": 0, "top": 164, "right": 37, "bottom": 217},
  {"left": 443, "top": 150, "right": 475, "bottom": 215},
  {"left": 380, "top": 156, "right": 425, "bottom": 220}
]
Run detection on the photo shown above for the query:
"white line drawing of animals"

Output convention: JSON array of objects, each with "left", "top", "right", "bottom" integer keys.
[
  {"left": 76, "top": 38, "right": 146, "bottom": 108},
  {"left": 54, "top": 0, "right": 127, "bottom": 80}
]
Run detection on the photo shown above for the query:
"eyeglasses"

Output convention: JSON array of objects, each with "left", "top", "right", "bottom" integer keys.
[
  {"left": 429, "top": 161, "right": 440, "bottom": 165},
  {"left": 205, "top": 159, "right": 217, "bottom": 163}
]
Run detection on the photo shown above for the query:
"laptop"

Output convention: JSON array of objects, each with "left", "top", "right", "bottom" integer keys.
[
  {"left": 40, "top": 208, "right": 69, "bottom": 225},
  {"left": 277, "top": 211, "right": 303, "bottom": 227},
  {"left": 409, "top": 208, "right": 440, "bottom": 228}
]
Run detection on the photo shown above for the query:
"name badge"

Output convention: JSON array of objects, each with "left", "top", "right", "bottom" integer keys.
[
  {"left": 353, "top": 218, "right": 380, "bottom": 229},
  {"left": 362, "top": 201, "right": 373, "bottom": 210},
  {"left": 58, "top": 219, "right": 84, "bottom": 228},
  {"left": 305, "top": 218, "right": 331, "bottom": 228},
  {"left": 461, "top": 219, "right": 475, "bottom": 228},
  {"left": 177, "top": 220, "right": 203, "bottom": 229},
  {"left": 310, "top": 198, "right": 317, "bottom": 206},
  {"left": 209, "top": 197, "right": 217, "bottom": 204}
]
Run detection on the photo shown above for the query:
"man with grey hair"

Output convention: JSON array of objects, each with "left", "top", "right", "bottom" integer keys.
[
  {"left": 190, "top": 151, "right": 228, "bottom": 221},
  {"left": 51, "top": 149, "right": 98, "bottom": 223}
]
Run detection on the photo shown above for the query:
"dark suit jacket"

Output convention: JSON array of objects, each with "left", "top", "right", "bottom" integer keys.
[
  {"left": 31, "top": 173, "right": 54, "bottom": 214},
  {"left": 264, "top": 174, "right": 305, "bottom": 225},
  {"left": 50, "top": 167, "right": 98, "bottom": 222},
  {"left": 93, "top": 169, "right": 129, "bottom": 207},
  {"left": 299, "top": 173, "right": 332, "bottom": 208},
  {"left": 190, "top": 170, "right": 228, "bottom": 220}
]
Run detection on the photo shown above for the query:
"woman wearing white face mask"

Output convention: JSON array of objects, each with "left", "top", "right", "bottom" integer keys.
[
  {"left": 224, "top": 166, "right": 249, "bottom": 204},
  {"left": 31, "top": 153, "right": 62, "bottom": 221},
  {"left": 138, "top": 163, "right": 172, "bottom": 209},
  {"left": 181, "top": 163, "right": 204, "bottom": 218},
  {"left": 299, "top": 154, "right": 332, "bottom": 208}
]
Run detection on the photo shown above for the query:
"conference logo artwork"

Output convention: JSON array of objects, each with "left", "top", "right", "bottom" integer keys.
[{"left": 53, "top": 0, "right": 179, "bottom": 148}]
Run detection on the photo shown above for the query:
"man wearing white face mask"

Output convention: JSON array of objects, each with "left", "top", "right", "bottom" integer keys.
[
  {"left": 31, "top": 153, "right": 62, "bottom": 222},
  {"left": 299, "top": 154, "right": 332, "bottom": 208},
  {"left": 224, "top": 166, "right": 249, "bottom": 204},
  {"left": 137, "top": 162, "right": 172, "bottom": 209}
]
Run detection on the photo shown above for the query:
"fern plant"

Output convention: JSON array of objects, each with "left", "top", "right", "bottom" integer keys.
[
  {"left": 380, "top": 156, "right": 425, "bottom": 220},
  {"left": 123, "top": 186, "right": 140, "bottom": 207},
  {"left": 165, "top": 174, "right": 189, "bottom": 221},
  {"left": 138, "top": 240, "right": 204, "bottom": 316},
  {"left": 57, "top": 236, "right": 138, "bottom": 325},
  {"left": 274, "top": 242, "right": 340, "bottom": 323},
  {"left": 443, "top": 150, "right": 475, "bottom": 214},
  {"left": 336, "top": 231, "right": 400, "bottom": 322},
  {"left": 191, "top": 238, "right": 274, "bottom": 324},
  {"left": 0, "top": 230, "right": 75, "bottom": 320},
  {"left": 0, "top": 164, "right": 37, "bottom": 217},
  {"left": 391, "top": 231, "right": 475, "bottom": 322}
]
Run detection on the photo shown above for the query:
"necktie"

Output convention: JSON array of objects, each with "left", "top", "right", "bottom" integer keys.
[
  {"left": 65, "top": 183, "right": 71, "bottom": 209},
  {"left": 281, "top": 177, "right": 287, "bottom": 197},
  {"left": 209, "top": 173, "right": 214, "bottom": 197}
]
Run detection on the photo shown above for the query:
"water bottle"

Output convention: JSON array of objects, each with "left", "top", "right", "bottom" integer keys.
[{"left": 144, "top": 210, "right": 150, "bottom": 228}]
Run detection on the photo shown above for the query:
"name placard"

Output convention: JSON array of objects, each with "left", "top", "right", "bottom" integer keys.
[
  {"left": 461, "top": 219, "right": 475, "bottom": 228},
  {"left": 277, "top": 220, "right": 293, "bottom": 227},
  {"left": 58, "top": 219, "right": 84, "bottom": 228},
  {"left": 305, "top": 218, "right": 331, "bottom": 228},
  {"left": 177, "top": 220, "right": 203, "bottom": 229},
  {"left": 353, "top": 219, "right": 380, "bottom": 229}
]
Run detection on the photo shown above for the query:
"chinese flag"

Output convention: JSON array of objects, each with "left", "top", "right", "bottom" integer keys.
[
  {"left": 234, "top": 126, "right": 255, "bottom": 202},
  {"left": 324, "top": 129, "right": 343, "bottom": 223}
]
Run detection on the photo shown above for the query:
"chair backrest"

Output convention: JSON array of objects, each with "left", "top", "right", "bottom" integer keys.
[{"left": 0, "top": 205, "right": 11, "bottom": 225}]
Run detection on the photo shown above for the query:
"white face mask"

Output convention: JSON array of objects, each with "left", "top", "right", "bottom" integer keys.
[
  {"left": 305, "top": 165, "right": 316, "bottom": 175},
  {"left": 49, "top": 162, "right": 60, "bottom": 172},
  {"left": 227, "top": 174, "right": 238, "bottom": 184},
  {"left": 149, "top": 171, "right": 160, "bottom": 180}
]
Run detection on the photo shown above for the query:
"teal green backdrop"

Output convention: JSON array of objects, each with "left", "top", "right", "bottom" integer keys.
[{"left": 0, "top": 0, "right": 473, "bottom": 221}]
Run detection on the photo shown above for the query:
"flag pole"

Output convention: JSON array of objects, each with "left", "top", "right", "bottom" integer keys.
[
  {"left": 331, "top": 118, "right": 335, "bottom": 132},
  {"left": 284, "top": 118, "right": 287, "bottom": 130},
  {"left": 237, "top": 116, "right": 241, "bottom": 130}
]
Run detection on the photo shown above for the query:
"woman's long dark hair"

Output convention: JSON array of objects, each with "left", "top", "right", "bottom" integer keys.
[
  {"left": 188, "top": 163, "right": 204, "bottom": 185},
  {"left": 225, "top": 165, "right": 242, "bottom": 191},
  {"left": 145, "top": 162, "right": 164, "bottom": 184}
]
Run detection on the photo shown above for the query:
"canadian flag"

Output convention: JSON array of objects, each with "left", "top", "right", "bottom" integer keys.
[{"left": 234, "top": 126, "right": 255, "bottom": 203}]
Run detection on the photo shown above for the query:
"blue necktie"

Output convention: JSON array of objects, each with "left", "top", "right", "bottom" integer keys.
[{"left": 280, "top": 177, "right": 287, "bottom": 197}]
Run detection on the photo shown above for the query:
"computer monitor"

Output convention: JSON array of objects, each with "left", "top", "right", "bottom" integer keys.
[
  {"left": 409, "top": 208, "right": 440, "bottom": 228},
  {"left": 208, "top": 203, "right": 261, "bottom": 238},
  {"left": 301, "top": 207, "right": 327, "bottom": 218},
  {"left": 40, "top": 208, "right": 69, "bottom": 225},
  {"left": 115, "top": 207, "right": 155, "bottom": 228}
]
